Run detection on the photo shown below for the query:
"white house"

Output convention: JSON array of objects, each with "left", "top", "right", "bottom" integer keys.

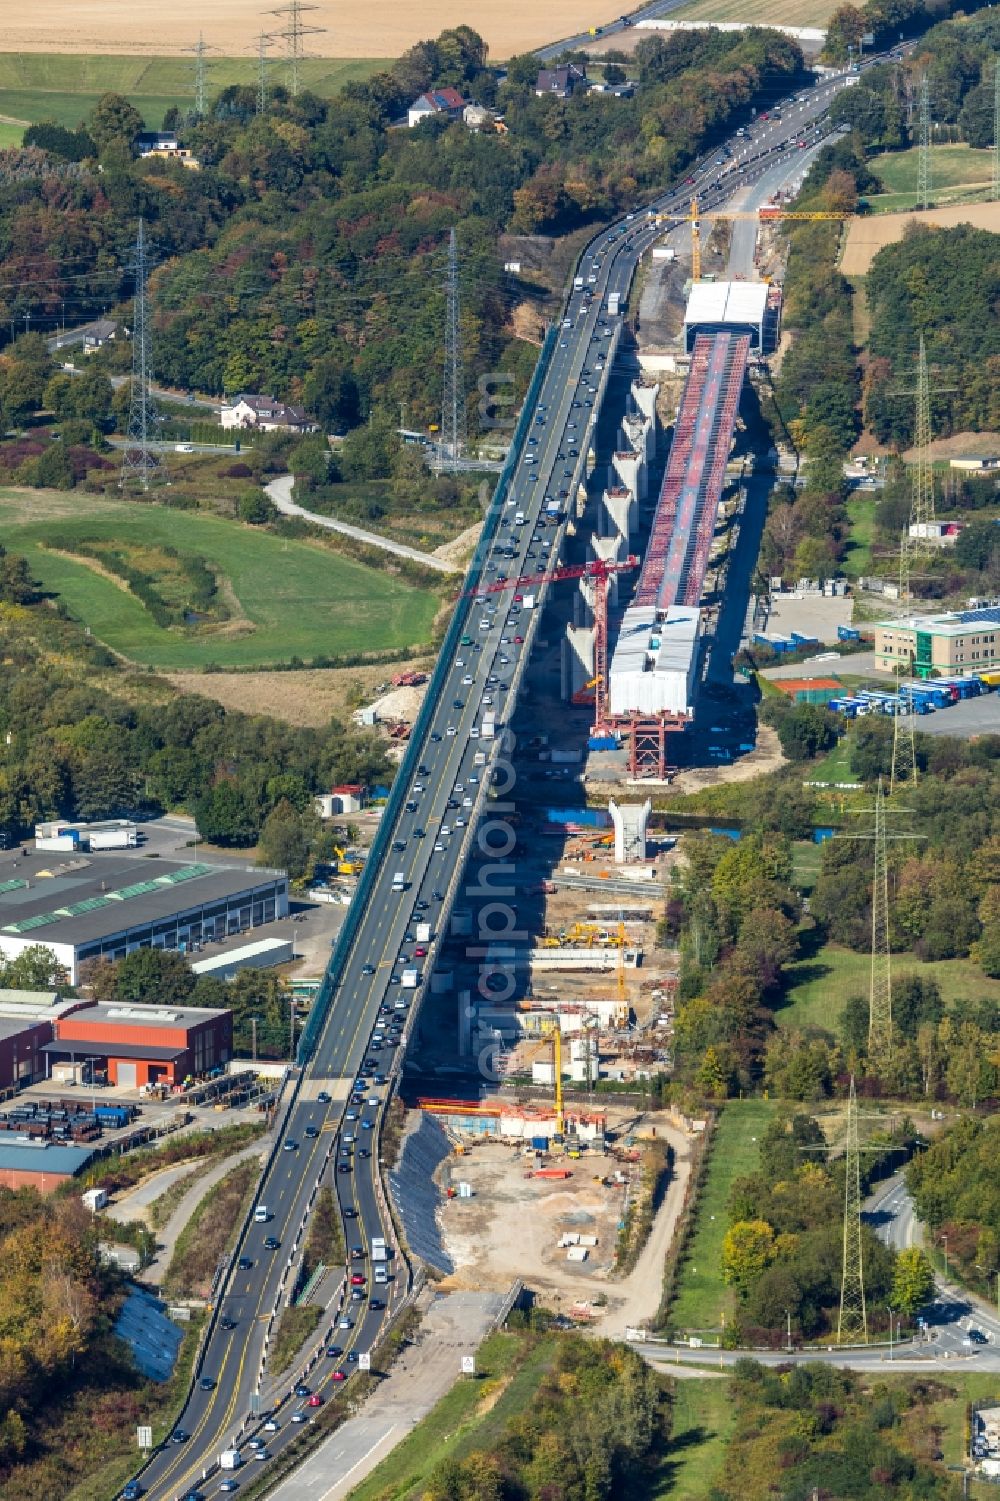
[
  {"left": 220, "top": 394, "right": 317, "bottom": 433},
  {"left": 407, "top": 87, "right": 467, "bottom": 127}
]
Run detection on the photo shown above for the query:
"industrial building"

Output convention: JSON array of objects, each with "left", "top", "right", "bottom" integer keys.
[
  {"left": 47, "top": 1001, "right": 233, "bottom": 1089},
  {"left": 874, "top": 606, "right": 1000, "bottom": 677},
  {"left": 0, "top": 857, "right": 288, "bottom": 984},
  {"left": 0, "top": 1139, "right": 97, "bottom": 1194}
]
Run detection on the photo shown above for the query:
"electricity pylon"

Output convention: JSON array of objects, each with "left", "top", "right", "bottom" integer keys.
[
  {"left": 838, "top": 1076, "right": 867, "bottom": 1343},
  {"left": 994, "top": 58, "right": 1000, "bottom": 202},
  {"left": 917, "top": 74, "right": 931, "bottom": 209},
  {"left": 269, "top": 1, "right": 324, "bottom": 98},
  {"left": 119, "top": 220, "right": 162, "bottom": 494},
  {"left": 891, "top": 536, "right": 919, "bottom": 791},
  {"left": 869, "top": 780, "right": 892, "bottom": 1061},
  {"left": 254, "top": 32, "right": 273, "bottom": 115},
  {"left": 439, "top": 227, "right": 466, "bottom": 474},
  {"left": 184, "top": 33, "right": 218, "bottom": 118}
]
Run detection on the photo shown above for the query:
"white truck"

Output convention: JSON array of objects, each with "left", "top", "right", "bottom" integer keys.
[
  {"left": 481, "top": 713, "right": 496, "bottom": 740},
  {"left": 220, "top": 1449, "right": 243, "bottom": 1469},
  {"left": 573, "top": 275, "right": 584, "bottom": 290},
  {"left": 415, "top": 922, "right": 432, "bottom": 943},
  {"left": 371, "top": 1236, "right": 388, "bottom": 1263},
  {"left": 607, "top": 291, "right": 621, "bottom": 316},
  {"left": 392, "top": 871, "right": 407, "bottom": 892},
  {"left": 401, "top": 968, "right": 419, "bottom": 989}
]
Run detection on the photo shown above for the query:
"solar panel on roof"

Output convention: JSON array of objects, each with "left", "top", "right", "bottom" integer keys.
[{"left": 958, "top": 607, "right": 1000, "bottom": 626}]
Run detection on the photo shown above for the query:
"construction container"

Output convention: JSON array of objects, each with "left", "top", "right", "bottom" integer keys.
[
  {"left": 534, "top": 1168, "right": 572, "bottom": 1180},
  {"left": 588, "top": 736, "right": 618, "bottom": 751},
  {"left": 837, "top": 626, "right": 862, "bottom": 642},
  {"left": 566, "top": 1246, "right": 589, "bottom": 1261}
]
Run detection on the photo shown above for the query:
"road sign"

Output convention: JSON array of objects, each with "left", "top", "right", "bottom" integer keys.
[
  {"left": 461, "top": 1356, "right": 476, "bottom": 1375},
  {"left": 358, "top": 1352, "right": 371, "bottom": 1371},
  {"left": 862, "top": 31, "right": 875, "bottom": 43},
  {"left": 136, "top": 1425, "right": 152, "bottom": 1450}
]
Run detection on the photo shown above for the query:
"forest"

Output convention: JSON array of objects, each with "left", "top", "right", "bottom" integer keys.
[
  {"left": 0, "top": 24, "right": 804, "bottom": 441},
  {"left": 908, "top": 1114, "right": 1000, "bottom": 1303},
  {"left": 665, "top": 718, "right": 1000, "bottom": 1108}
]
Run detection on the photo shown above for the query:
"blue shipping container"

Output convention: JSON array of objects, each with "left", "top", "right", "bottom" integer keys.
[
  {"left": 838, "top": 626, "right": 861, "bottom": 642},
  {"left": 545, "top": 807, "right": 612, "bottom": 828},
  {"left": 588, "top": 736, "right": 618, "bottom": 750}
]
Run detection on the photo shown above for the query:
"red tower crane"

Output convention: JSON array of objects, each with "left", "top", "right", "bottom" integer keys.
[{"left": 473, "top": 555, "right": 639, "bottom": 729}]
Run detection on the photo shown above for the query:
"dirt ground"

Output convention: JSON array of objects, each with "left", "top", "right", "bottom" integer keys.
[
  {"left": 902, "top": 431, "right": 1000, "bottom": 462},
  {"left": 0, "top": 1, "right": 629, "bottom": 58},
  {"left": 669, "top": 723, "right": 786, "bottom": 793},
  {"left": 436, "top": 1119, "right": 693, "bottom": 1333},
  {"left": 841, "top": 201, "right": 1000, "bottom": 275},
  {"left": 165, "top": 655, "right": 434, "bottom": 727}
]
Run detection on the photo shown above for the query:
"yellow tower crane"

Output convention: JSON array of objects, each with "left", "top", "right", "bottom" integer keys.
[{"left": 652, "top": 197, "right": 851, "bottom": 282}]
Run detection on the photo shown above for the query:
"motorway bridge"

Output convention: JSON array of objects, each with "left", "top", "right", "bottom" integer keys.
[{"left": 127, "top": 58, "right": 877, "bottom": 1501}]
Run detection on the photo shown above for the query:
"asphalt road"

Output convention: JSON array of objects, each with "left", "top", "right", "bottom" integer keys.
[{"left": 124, "top": 55, "right": 896, "bottom": 1501}]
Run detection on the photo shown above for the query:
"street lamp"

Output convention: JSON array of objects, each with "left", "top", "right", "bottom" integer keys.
[
  {"left": 251, "top": 1017, "right": 258, "bottom": 1066},
  {"left": 887, "top": 1306, "right": 894, "bottom": 1361},
  {"left": 975, "top": 1264, "right": 1000, "bottom": 1314},
  {"left": 783, "top": 1307, "right": 793, "bottom": 1353},
  {"left": 941, "top": 1233, "right": 949, "bottom": 1276}
]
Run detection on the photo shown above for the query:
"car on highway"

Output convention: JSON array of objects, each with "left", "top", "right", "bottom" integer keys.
[
  {"left": 317, "top": 1090, "right": 331, "bottom": 1104},
  {"left": 359, "top": 1147, "right": 372, "bottom": 1158},
  {"left": 171, "top": 1429, "right": 189, "bottom": 1443},
  {"left": 199, "top": 1376, "right": 216, "bottom": 1391},
  {"left": 351, "top": 1272, "right": 366, "bottom": 1286},
  {"left": 307, "top": 1393, "right": 324, "bottom": 1407},
  {"left": 220, "top": 1316, "right": 237, "bottom": 1330},
  {"left": 291, "top": 1411, "right": 308, "bottom": 1424},
  {"left": 339, "top": 1316, "right": 353, "bottom": 1329},
  {"left": 121, "top": 1485, "right": 144, "bottom": 1500},
  {"left": 263, "top": 1418, "right": 280, "bottom": 1432},
  {"left": 362, "top": 1117, "right": 375, "bottom": 1129},
  {"left": 370, "top": 1298, "right": 385, "bottom": 1310},
  {"left": 351, "top": 1288, "right": 366, "bottom": 1301},
  {"left": 283, "top": 1139, "right": 297, "bottom": 1152},
  {"left": 326, "top": 1344, "right": 344, "bottom": 1357},
  {"left": 237, "top": 1256, "right": 253, "bottom": 1271},
  {"left": 305, "top": 1123, "right": 319, "bottom": 1138},
  {"left": 344, "top": 1206, "right": 358, "bottom": 1218},
  {"left": 338, "top": 1163, "right": 352, "bottom": 1174},
  {"left": 252, "top": 1449, "right": 271, "bottom": 1461},
  {"left": 263, "top": 1236, "right": 280, "bottom": 1250},
  {"left": 219, "top": 1484, "right": 239, "bottom": 1495},
  {"left": 332, "top": 1369, "right": 348, "bottom": 1382}
]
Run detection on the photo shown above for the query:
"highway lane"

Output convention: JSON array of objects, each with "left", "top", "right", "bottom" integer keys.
[{"left": 124, "top": 54, "right": 897, "bottom": 1501}]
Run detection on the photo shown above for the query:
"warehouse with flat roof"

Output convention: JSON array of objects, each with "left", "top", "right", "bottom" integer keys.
[
  {"left": 0, "top": 1139, "right": 96, "bottom": 1194},
  {"left": 0, "top": 858, "right": 288, "bottom": 984}
]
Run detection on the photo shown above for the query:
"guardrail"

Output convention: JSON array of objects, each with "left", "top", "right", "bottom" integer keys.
[{"left": 297, "top": 324, "right": 557, "bottom": 1067}]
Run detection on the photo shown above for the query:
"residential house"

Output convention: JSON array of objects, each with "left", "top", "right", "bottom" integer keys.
[
  {"left": 219, "top": 395, "right": 318, "bottom": 433},
  {"left": 83, "top": 319, "right": 118, "bottom": 355},
  {"left": 407, "top": 87, "right": 467, "bottom": 127},
  {"left": 534, "top": 64, "right": 587, "bottom": 99}
]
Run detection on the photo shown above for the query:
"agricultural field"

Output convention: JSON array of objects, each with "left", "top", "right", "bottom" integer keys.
[
  {"left": 0, "top": 53, "right": 389, "bottom": 130},
  {"left": 0, "top": 489, "right": 438, "bottom": 670},
  {"left": 841, "top": 200, "right": 1000, "bottom": 274},
  {"left": 0, "top": 1, "right": 625, "bottom": 64},
  {"left": 653, "top": 0, "right": 838, "bottom": 26}
]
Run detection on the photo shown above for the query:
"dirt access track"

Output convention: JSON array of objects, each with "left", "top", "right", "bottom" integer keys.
[{"left": 1, "top": 1, "right": 629, "bottom": 59}]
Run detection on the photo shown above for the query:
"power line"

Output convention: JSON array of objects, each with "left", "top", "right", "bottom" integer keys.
[
  {"left": 119, "top": 220, "right": 163, "bottom": 494},
  {"left": 254, "top": 31, "right": 274, "bottom": 115},
  {"left": 994, "top": 56, "right": 1000, "bottom": 202},
  {"left": 439, "top": 227, "right": 466, "bottom": 474},
  {"left": 184, "top": 33, "right": 219, "bottom": 118},
  {"left": 268, "top": 1, "right": 325, "bottom": 99},
  {"left": 917, "top": 73, "right": 931, "bottom": 210},
  {"left": 838, "top": 1075, "right": 867, "bottom": 1344}
]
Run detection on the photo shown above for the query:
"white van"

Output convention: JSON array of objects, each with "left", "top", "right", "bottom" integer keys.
[{"left": 254, "top": 1205, "right": 270, "bottom": 1223}]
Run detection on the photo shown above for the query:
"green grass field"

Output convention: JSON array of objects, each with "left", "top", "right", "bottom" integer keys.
[
  {"left": 842, "top": 495, "right": 876, "bottom": 579},
  {"left": 669, "top": 1100, "right": 776, "bottom": 1335},
  {"left": 866, "top": 144, "right": 995, "bottom": 214},
  {"left": 778, "top": 940, "right": 1000, "bottom": 1031},
  {"left": 808, "top": 736, "right": 857, "bottom": 785},
  {"left": 0, "top": 490, "right": 437, "bottom": 669},
  {"left": 654, "top": 1377, "right": 735, "bottom": 1499},
  {"left": 871, "top": 143, "right": 994, "bottom": 195},
  {"left": 0, "top": 54, "right": 389, "bottom": 129},
  {"left": 668, "top": 0, "right": 838, "bottom": 23}
]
